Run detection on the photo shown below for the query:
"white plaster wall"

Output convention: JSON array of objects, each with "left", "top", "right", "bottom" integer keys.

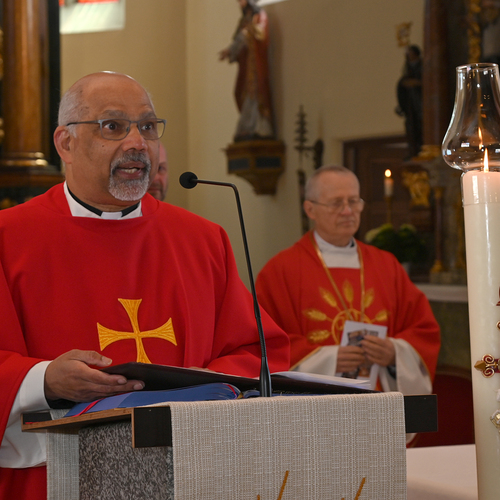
[
  {"left": 185, "top": 0, "right": 424, "bottom": 285},
  {"left": 61, "top": 0, "right": 424, "bottom": 287},
  {"left": 60, "top": 0, "right": 189, "bottom": 209}
]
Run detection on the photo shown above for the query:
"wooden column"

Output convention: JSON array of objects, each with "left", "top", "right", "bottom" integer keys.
[
  {"left": 421, "top": 0, "right": 450, "bottom": 156},
  {"left": 1, "top": 0, "right": 48, "bottom": 168},
  {"left": 419, "top": 0, "right": 467, "bottom": 281},
  {"left": 0, "top": 0, "right": 63, "bottom": 194}
]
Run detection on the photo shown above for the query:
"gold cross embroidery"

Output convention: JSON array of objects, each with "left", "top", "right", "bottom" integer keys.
[{"left": 97, "top": 298, "right": 177, "bottom": 364}]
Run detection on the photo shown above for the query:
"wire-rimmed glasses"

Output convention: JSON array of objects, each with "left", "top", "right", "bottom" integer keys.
[
  {"left": 65, "top": 118, "right": 166, "bottom": 141},
  {"left": 308, "top": 198, "right": 364, "bottom": 214}
]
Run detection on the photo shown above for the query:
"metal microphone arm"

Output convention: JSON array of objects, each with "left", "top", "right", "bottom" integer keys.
[{"left": 179, "top": 172, "right": 272, "bottom": 397}]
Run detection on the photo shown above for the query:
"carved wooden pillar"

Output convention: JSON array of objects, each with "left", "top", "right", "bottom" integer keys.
[
  {"left": 418, "top": 0, "right": 466, "bottom": 281},
  {"left": 1, "top": 0, "right": 48, "bottom": 168},
  {"left": 422, "top": 0, "right": 449, "bottom": 156},
  {"left": 0, "top": 0, "right": 63, "bottom": 197}
]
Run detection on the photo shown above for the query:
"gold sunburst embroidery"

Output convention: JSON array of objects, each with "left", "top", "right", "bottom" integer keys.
[
  {"left": 307, "top": 329, "right": 332, "bottom": 343},
  {"left": 303, "top": 280, "right": 388, "bottom": 344},
  {"left": 303, "top": 308, "right": 331, "bottom": 322},
  {"left": 320, "top": 287, "right": 338, "bottom": 308},
  {"left": 343, "top": 280, "right": 354, "bottom": 304},
  {"left": 373, "top": 310, "right": 389, "bottom": 322},
  {"left": 363, "top": 288, "right": 375, "bottom": 309}
]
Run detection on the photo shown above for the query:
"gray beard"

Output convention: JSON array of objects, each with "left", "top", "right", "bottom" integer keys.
[{"left": 108, "top": 153, "right": 152, "bottom": 202}]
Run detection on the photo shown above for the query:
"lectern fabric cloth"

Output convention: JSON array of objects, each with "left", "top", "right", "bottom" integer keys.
[
  {"left": 0, "top": 184, "right": 290, "bottom": 500},
  {"left": 256, "top": 233, "right": 440, "bottom": 381},
  {"left": 170, "top": 393, "right": 407, "bottom": 499}
]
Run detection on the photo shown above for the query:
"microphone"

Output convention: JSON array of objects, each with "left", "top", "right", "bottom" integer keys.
[{"left": 179, "top": 171, "right": 272, "bottom": 397}]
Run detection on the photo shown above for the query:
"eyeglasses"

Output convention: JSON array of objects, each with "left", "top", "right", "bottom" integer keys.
[
  {"left": 308, "top": 198, "right": 364, "bottom": 214},
  {"left": 65, "top": 118, "right": 166, "bottom": 141}
]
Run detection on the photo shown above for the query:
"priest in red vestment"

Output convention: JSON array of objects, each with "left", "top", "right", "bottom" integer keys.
[
  {"left": 256, "top": 165, "right": 440, "bottom": 396},
  {"left": 0, "top": 72, "right": 289, "bottom": 500}
]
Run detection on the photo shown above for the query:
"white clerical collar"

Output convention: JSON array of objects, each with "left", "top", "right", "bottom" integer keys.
[
  {"left": 313, "top": 231, "right": 360, "bottom": 269},
  {"left": 64, "top": 182, "right": 142, "bottom": 219}
]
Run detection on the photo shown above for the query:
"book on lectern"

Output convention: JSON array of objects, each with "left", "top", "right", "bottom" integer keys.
[
  {"left": 60, "top": 364, "right": 372, "bottom": 417},
  {"left": 64, "top": 382, "right": 241, "bottom": 417},
  {"left": 100, "top": 363, "right": 371, "bottom": 394},
  {"left": 21, "top": 364, "right": 436, "bottom": 435}
]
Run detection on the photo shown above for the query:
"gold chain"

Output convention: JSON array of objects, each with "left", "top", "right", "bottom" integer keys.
[{"left": 309, "top": 231, "right": 365, "bottom": 321}]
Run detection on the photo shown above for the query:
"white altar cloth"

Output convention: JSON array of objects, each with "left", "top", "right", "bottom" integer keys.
[{"left": 406, "top": 444, "right": 477, "bottom": 500}]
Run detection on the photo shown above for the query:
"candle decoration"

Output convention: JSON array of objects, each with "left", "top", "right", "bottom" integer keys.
[
  {"left": 442, "top": 63, "right": 500, "bottom": 500},
  {"left": 384, "top": 169, "right": 394, "bottom": 197},
  {"left": 474, "top": 354, "right": 500, "bottom": 378},
  {"left": 384, "top": 169, "right": 393, "bottom": 224},
  {"left": 490, "top": 410, "right": 500, "bottom": 432}
]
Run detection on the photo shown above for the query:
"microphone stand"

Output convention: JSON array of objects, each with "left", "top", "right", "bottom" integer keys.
[{"left": 179, "top": 172, "right": 272, "bottom": 397}]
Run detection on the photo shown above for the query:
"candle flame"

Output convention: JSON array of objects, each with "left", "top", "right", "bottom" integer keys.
[
  {"left": 385, "top": 169, "right": 392, "bottom": 178},
  {"left": 485, "top": 149, "right": 489, "bottom": 172}
]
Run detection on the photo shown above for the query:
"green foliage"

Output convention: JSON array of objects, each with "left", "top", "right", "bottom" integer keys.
[{"left": 364, "top": 223, "right": 427, "bottom": 264}]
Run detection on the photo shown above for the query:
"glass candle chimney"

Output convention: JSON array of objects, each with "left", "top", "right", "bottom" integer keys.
[{"left": 442, "top": 63, "right": 500, "bottom": 172}]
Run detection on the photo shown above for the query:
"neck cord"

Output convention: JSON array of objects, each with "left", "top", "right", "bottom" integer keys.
[{"left": 309, "top": 231, "right": 365, "bottom": 321}]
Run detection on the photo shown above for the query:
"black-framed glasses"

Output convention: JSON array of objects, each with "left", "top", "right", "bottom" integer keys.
[
  {"left": 308, "top": 198, "right": 364, "bottom": 214},
  {"left": 65, "top": 118, "right": 166, "bottom": 141}
]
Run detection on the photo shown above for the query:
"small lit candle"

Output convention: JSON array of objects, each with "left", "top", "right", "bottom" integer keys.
[{"left": 384, "top": 169, "right": 394, "bottom": 197}]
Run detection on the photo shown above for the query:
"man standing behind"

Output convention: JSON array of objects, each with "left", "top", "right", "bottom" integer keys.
[
  {"left": 0, "top": 71, "right": 289, "bottom": 500},
  {"left": 147, "top": 142, "right": 168, "bottom": 200},
  {"left": 256, "top": 165, "right": 439, "bottom": 395}
]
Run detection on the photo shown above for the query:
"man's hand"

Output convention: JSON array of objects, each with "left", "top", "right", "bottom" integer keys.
[
  {"left": 335, "top": 345, "right": 365, "bottom": 373},
  {"left": 44, "top": 350, "right": 145, "bottom": 402},
  {"left": 360, "top": 336, "right": 396, "bottom": 368}
]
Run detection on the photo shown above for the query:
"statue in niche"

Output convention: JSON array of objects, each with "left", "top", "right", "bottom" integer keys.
[
  {"left": 395, "top": 45, "right": 423, "bottom": 159},
  {"left": 219, "top": 0, "right": 275, "bottom": 142}
]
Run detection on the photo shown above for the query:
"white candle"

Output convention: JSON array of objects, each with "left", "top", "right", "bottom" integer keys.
[
  {"left": 462, "top": 167, "right": 500, "bottom": 500},
  {"left": 384, "top": 169, "right": 393, "bottom": 197}
]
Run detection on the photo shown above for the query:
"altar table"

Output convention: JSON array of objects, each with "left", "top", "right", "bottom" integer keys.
[{"left": 406, "top": 444, "right": 477, "bottom": 500}]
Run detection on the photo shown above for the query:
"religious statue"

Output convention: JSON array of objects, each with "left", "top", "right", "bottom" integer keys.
[
  {"left": 219, "top": 0, "right": 275, "bottom": 142},
  {"left": 402, "top": 170, "right": 431, "bottom": 207},
  {"left": 395, "top": 45, "right": 423, "bottom": 159}
]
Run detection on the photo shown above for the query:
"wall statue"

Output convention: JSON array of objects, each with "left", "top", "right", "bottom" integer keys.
[{"left": 219, "top": 0, "right": 275, "bottom": 142}]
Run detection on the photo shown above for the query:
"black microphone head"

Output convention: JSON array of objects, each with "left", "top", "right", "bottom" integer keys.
[{"left": 179, "top": 171, "right": 199, "bottom": 189}]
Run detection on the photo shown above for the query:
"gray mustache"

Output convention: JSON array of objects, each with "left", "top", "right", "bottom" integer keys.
[{"left": 111, "top": 152, "right": 151, "bottom": 171}]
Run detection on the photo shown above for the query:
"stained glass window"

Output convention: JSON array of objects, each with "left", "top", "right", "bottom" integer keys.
[{"left": 60, "top": 0, "right": 125, "bottom": 34}]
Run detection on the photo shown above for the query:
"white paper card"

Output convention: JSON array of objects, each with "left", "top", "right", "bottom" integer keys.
[{"left": 337, "top": 320, "right": 388, "bottom": 389}]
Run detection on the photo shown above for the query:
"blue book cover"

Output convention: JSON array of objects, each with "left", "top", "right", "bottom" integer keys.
[{"left": 65, "top": 383, "right": 240, "bottom": 417}]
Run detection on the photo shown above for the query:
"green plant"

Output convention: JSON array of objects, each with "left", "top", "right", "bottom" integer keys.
[{"left": 364, "top": 223, "right": 427, "bottom": 264}]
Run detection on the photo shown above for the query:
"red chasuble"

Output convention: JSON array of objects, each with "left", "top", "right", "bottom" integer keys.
[
  {"left": 256, "top": 232, "right": 440, "bottom": 377},
  {"left": 0, "top": 184, "right": 289, "bottom": 499}
]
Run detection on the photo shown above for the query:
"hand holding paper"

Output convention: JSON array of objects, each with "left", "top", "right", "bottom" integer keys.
[
  {"left": 336, "top": 346, "right": 365, "bottom": 374},
  {"left": 360, "top": 336, "right": 395, "bottom": 367},
  {"left": 338, "top": 321, "right": 388, "bottom": 389}
]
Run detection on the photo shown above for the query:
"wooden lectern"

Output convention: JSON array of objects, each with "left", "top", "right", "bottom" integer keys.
[{"left": 23, "top": 389, "right": 435, "bottom": 500}]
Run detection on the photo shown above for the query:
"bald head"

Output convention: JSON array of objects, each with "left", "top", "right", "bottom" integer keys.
[
  {"left": 53, "top": 71, "right": 161, "bottom": 212},
  {"left": 303, "top": 165, "right": 363, "bottom": 246},
  {"left": 305, "top": 165, "right": 359, "bottom": 201},
  {"left": 58, "top": 72, "right": 155, "bottom": 129},
  {"left": 148, "top": 143, "right": 169, "bottom": 200}
]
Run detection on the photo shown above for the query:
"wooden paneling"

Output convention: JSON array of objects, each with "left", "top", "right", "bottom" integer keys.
[{"left": 343, "top": 135, "right": 434, "bottom": 281}]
